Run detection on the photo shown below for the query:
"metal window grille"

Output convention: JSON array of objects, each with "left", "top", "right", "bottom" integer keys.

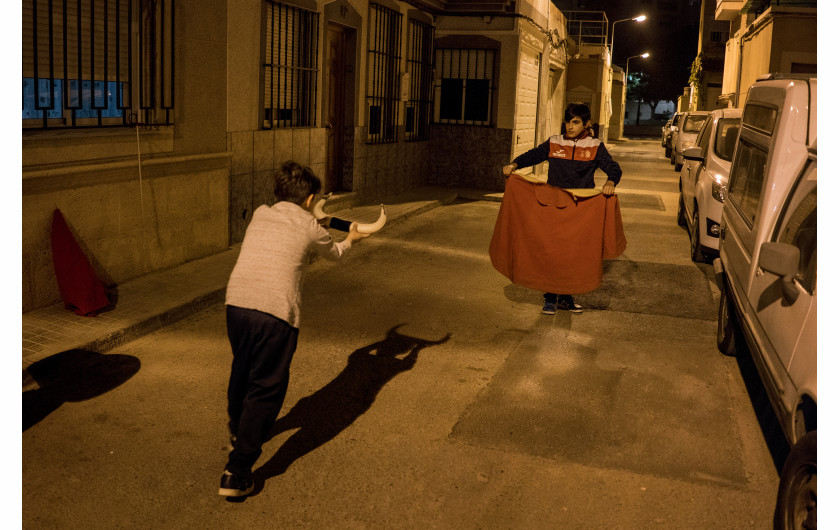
[
  {"left": 404, "top": 19, "right": 434, "bottom": 142},
  {"left": 433, "top": 48, "right": 495, "bottom": 126},
  {"left": 22, "top": 0, "right": 174, "bottom": 129},
  {"left": 366, "top": 3, "right": 402, "bottom": 144},
  {"left": 263, "top": 0, "right": 319, "bottom": 129}
]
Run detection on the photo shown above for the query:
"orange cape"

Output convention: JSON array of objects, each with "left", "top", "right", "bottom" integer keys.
[{"left": 488, "top": 174, "right": 627, "bottom": 294}]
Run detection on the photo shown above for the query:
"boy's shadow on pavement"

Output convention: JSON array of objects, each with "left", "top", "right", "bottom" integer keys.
[{"left": 250, "top": 324, "right": 450, "bottom": 496}]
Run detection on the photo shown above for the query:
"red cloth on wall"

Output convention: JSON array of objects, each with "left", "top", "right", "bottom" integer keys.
[
  {"left": 51, "top": 209, "right": 111, "bottom": 316},
  {"left": 488, "top": 174, "right": 627, "bottom": 294}
]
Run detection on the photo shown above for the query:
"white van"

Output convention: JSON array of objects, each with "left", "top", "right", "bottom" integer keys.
[{"left": 713, "top": 74, "right": 816, "bottom": 529}]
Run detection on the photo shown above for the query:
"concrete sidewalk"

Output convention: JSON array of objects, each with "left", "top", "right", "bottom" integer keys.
[{"left": 22, "top": 186, "right": 502, "bottom": 387}]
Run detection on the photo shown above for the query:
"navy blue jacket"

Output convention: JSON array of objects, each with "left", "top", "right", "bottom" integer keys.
[{"left": 512, "top": 131, "right": 622, "bottom": 189}]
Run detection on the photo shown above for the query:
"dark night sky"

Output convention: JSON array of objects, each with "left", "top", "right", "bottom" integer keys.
[{"left": 552, "top": 0, "right": 703, "bottom": 103}]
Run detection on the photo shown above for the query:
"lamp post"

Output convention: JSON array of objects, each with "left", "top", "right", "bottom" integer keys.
[
  {"left": 625, "top": 53, "right": 650, "bottom": 126},
  {"left": 625, "top": 52, "right": 650, "bottom": 79},
  {"left": 609, "top": 15, "right": 646, "bottom": 65}
]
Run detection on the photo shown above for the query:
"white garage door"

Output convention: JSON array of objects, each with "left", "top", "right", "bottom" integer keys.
[{"left": 512, "top": 47, "right": 541, "bottom": 170}]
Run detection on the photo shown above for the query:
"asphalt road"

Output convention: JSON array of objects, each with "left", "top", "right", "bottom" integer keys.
[{"left": 23, "top": 139, "right": 783, "bottom": 529}]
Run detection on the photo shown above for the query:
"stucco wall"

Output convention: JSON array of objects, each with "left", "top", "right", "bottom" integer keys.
[
  {"left": 738, "top": 8, "right": 816, "bottom": 106},
  {"left": 22, "top": 156, "right": 230, "bottom": 312}
]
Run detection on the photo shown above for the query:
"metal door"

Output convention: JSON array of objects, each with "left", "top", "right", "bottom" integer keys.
[{"left": 512, "top": 47, "right": 541, "bottom": 171}]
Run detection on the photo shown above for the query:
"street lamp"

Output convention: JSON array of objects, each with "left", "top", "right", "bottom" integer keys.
[
  {"left": 610, "top": 15, "right": 646, "bottom": 65},
  {"left": 625, "top": 53, "right": 650, "bottom": 126},
  {"left": 625, "top": 52, "right": 650, "bottom": 79}
]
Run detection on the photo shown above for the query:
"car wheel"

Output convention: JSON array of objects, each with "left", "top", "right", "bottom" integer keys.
[
  {"left": 716, "top": 281, "right": 739, "bottom": 356},
  {"left": 677, "top": 194, "right": 687, "bottom": 228},
  {"left": 773, "top": 431, "right": 817, "bottom": 530},
  {"left": 690, "top": 208, "right": 705, "bottom": 262},
  {"left": 674, "top": 161, "right": 682, "bottom": 172},
  {"left": 670, "top": 150, "right": 676, "bottom": 165},
  {"left": 665, "top": 145, "right": 672, "bottom": 158}
]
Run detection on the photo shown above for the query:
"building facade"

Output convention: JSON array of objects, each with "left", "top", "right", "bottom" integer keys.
[
  {"left": 688, "top": 0, "right": 731, "bottom": 110},
  {"left": 21, "top": 0, "right": 570, "bottom": 312},
  {"left": 715, "top": 0, "right": 817, "bottom": 108}
]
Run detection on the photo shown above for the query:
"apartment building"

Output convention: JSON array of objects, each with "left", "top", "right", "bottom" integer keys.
[{"left": 715, "top": 0, "right": 816, "bottom": 107}]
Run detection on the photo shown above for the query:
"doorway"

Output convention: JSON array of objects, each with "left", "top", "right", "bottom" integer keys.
[{"left": 325, "top": 23, "right": 348, "bottom": 193}]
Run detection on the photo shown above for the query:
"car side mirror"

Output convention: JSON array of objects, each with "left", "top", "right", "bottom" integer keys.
[
  {"left": 758, "top": 242, "right": 800, "bottom": 304},
  {"left": 683, "top": 146, "right": 704, "bottom": 162}
]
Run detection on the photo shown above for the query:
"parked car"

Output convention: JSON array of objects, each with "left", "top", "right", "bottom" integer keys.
[
  {"left": 663, "top": 111, "right": 684, "bottom": 158},
  {"left": 661, "top": 113, "right": 676, "bottom": 147},
  {"left": 677, "top": 107, "right": 742, "bottom": 262},
  {"left": 713, "top": 74, "right": 816, "bottom": 530},
  {"left": 671, "top": 110, "right": 710, "bottom": 170}
]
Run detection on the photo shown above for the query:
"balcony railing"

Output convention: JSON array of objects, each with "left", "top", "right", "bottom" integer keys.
[{"left": 564, "top": 11, "right": 607, "bottom": 47}]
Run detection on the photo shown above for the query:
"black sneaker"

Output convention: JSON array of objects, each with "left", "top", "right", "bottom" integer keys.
[
  {"left": 541, "top": 301, "right": 557, "bottom": 315},
  {"left": 557, "top": 296, "right": 583, "bottom": 314},
  {"left": 219, "top": 470, "right": 254, "bottom": 497}
]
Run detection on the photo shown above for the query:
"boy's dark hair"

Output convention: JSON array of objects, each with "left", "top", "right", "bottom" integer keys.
[
  {"left": 274, "top": 161, "right": 322, "bottom": 204},
  {"left": 564, "top": 103, "right": 591, "bottom": 123}
]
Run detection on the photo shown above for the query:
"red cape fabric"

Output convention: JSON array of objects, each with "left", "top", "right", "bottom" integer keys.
[
  {"left": 488, "top": 174, "right": 627, "bottom": 294},
  {"left": 51, "top": 209, "right": 110, "bottom": 316}
]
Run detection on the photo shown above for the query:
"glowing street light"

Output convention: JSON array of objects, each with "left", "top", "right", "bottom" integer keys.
[
  {"left": 625, "top": 52, "right": 650, "bottom": 125},
  {"left": 610, "top": 15, "right": 646, "bottom": 65},
  {"left": 625, "top": 52, "right": 650, "bottom": 80}
]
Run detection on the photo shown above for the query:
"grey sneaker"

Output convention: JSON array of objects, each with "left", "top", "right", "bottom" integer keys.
[
  {"left": 542, "top": 301, "right": 557, "bottom": 315},
  {"left": 219, "top": 470, "right": 254, "bottom": 497}
]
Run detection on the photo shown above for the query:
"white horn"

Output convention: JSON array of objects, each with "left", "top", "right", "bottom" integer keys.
[
  {"left": 312, "top": 193, "right": 332, "bottom": 220},
  {"left": 355, "top": 205, "right": 386, "bottom": 234}
]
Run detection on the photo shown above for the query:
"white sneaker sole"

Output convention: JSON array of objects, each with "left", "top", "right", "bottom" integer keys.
[{"left": 219, "top": 484, "right": 254, "bottom": 497}]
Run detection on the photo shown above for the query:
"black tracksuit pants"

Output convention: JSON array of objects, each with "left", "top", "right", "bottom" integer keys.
[{"left": 225, "top": 305, "right": 299, "bottom": 476}]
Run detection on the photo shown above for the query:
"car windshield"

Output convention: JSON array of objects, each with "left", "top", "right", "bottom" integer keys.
[
  {"left": 683, "top": 115, "right": 707, "bottom": 133},
  {"left": 714, "top": 118, "right": 741, "bottom": 162}
]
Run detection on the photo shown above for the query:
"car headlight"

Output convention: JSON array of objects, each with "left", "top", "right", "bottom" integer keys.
[
  {"left": 681, "top": 141, "right": 694, "bottom": 150},
  {"left": 711, "top": 174, "right": 727, "bottom": 202}
]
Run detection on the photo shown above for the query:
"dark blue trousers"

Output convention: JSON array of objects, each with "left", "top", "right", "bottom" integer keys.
[{"left": 225, "top": 305, "right": 298, "bottom": 476}]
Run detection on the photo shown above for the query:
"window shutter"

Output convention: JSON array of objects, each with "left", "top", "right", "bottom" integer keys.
[{"left": 22, "top": 0, "right": 131, "bottom": 82}]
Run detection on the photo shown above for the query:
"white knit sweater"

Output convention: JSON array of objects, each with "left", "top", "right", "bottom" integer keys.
[{"left": 225, "top": 201, "right": 352, "bottom": 328}]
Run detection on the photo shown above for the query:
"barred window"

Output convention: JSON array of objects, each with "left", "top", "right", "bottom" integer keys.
[
  {"left": 404, "top": 19, "right": 434, "bottom": 142},
  {"left": 22, "top": 0, "right": 174, "bottom": 129},
  {"left": 434, "top": 49, "right": 495, "bottom": 126},
  {"left": 263, "top": 0, "right": 320, "bottom": 129},
  {"left": 366, "top": 3, "right": 402, "bottom": 144}
]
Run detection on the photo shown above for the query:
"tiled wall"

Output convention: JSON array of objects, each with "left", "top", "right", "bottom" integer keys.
[
  {"left": 428, "top": 125, "right": 513, "bottom": 191},
  {"left": 228, "top": 128, "right": 327, "bottom": 243},
  {"left": 350, "top": 127, "right": 430, "bottom": 201},
  {"left": 229, "top": 125, "right": 433, "bottom": 243}
]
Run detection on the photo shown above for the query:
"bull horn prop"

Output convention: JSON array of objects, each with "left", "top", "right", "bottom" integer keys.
[
  {"left": 355, "top": 205, "right": 387, "bottom": 234},
  {"left": 313, "top": 194, "right": 387, "bottom": 234},
  {"left": 312, "top": 194, "right": 332, "bottom": 220}
]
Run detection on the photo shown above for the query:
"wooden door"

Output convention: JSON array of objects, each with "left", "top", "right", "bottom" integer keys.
[{"left": 325, "top": 24, "right": 346, "bottom": 193}]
